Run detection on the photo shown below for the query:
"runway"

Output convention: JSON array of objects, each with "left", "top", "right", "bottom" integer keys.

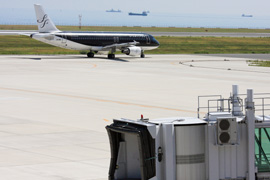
[
  {"left": 0, "top": 54, "right": 269, "bottom": 180},
  {"left": 150, "top": 32, "right": 270, "bottom": 37}
]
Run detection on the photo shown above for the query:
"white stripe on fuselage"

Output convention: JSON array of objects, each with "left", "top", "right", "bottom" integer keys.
[
  {"left": 32, "top": 33, "right": 93, "bottom": 50},
  {"left": 55, "top": 32, "right": 147, "bottom": 36}
]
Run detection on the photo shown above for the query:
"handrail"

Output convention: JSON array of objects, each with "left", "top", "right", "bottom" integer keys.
[
  {"left": 254, "top": 97, "right": 270, "bottom": 121},
  {"left": 197, "top": 93, "right": 270, "bottom": 120},
  {"left": 197, "top": 95, "right": 222, "bottom": 118}
]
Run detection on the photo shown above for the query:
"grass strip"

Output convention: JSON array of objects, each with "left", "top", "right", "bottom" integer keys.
[
  {"left": 1, "top": 35, "right": 270, "bottom": 55},
  {"left": 248, "top": 60, "right": 270, "bottom": 67}
]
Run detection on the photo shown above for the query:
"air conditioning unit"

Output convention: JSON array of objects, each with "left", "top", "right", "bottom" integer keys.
[{"left": 217, "top": 117, "right": 237, "bottom": 145}]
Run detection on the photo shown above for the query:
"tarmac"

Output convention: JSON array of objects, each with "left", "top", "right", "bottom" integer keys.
[{"left": 0, "top": 54, "right": 269, "bottom": 180}]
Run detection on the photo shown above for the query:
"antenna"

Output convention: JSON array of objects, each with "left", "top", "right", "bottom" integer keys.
[{"left": 79, "top": 14, "right": 82, "bottom": 30}]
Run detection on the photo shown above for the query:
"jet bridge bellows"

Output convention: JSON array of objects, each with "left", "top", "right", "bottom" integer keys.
[
  {"left": 106, "top": 85, "right": 270, "bottom": 180},
  {"left": 106, "top": 120, "right": 156, "bottom": 180}
]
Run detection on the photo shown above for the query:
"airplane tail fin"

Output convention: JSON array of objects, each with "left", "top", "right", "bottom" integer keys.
[{"left": 34, "top": 4, "right": 60, "bottom": 33}]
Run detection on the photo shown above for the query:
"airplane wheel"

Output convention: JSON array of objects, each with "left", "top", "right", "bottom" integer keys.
[
  {"left": 87, "top": 52, "right": 94, "bottom": 58},
  {"left": 108, "top": 54, "right": 115, "bottom": 59},
  {"left": 141, "top": 54, "right": 145, "bottom": 58}
]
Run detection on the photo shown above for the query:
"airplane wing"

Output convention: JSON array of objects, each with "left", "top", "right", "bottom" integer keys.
[
  {"left": 0, "top": 30, "right": 37, "bottom": 36},
  {"left": 102, "top": 41, "right": 140, "bottom": 51}
]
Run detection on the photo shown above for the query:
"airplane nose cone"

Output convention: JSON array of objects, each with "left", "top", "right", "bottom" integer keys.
[{"left": 155, "top": 39, "right": 160, "bottom": 46}]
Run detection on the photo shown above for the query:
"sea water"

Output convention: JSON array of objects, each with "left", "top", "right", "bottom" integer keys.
[{"left": 1, "top": 8, "right": 270, "bottom": 29}]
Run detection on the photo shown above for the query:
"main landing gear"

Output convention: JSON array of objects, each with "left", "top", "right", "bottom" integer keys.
[
  {"left": 141, "top": 50, "right": 145, "bottom": 58},
  {"left": 87, "top": 52, "right": 94, "bottom": 58},
  {"left": 108, "top": 48, "right": 116, "bottom": 59},
  {"left": 108, "top": 54, "right": 115, "bottom": 59}
]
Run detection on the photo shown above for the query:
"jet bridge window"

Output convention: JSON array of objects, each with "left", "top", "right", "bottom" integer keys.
[{"left": 255, "top": 128, "right": 270, "bottom": 172}]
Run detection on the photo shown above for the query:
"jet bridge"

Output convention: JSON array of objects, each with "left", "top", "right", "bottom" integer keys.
[{"left": 106, "top": 85, "right": 270, "bottom": 180}]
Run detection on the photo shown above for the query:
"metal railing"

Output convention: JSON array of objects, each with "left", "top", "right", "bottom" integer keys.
[
  {"left": 197, "top": 95, "right": 243, "bottom": 118},
  {"left": 197, "top": 95, "right": 222, "bottom": 118},
  {"left": 254, "top": 96, "right": 270, "bottom": 122},
  {"left": 198, "top": 93, "right": 270, "bottom": 120}
]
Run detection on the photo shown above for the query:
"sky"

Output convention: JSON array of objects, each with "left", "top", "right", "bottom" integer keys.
[
  {"left": 1, "top": 0, "right": 269, "bottom": 15},
  {"left": 1, "top": 0, "right": 270, "bottom": 28}
]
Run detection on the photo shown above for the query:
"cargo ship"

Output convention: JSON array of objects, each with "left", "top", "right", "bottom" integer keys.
[
  {"left": 242, "top": 14, "right": 253, "bottom": 17},
  {"left": 106, "top": 9, "right": 121, "bottom": 13},
  {"left": 129, "top": 11, "right": 149, "bottom": 16}
]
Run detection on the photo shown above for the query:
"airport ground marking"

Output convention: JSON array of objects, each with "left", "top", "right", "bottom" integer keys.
[
  {"left": 0, "top": 87, "right": 201, "bottom": 114},
  {"left": 103, "top": 119, "right": 110, "bottom": 122},
  {"left": 90, "top": 63, "right": 97, "bottom": 68},
  {"left": 170, "top": 62, "right": 178, "bottom": 66},
  {"left": 178, "top": 60, "right": 270, "bottom": 74}
]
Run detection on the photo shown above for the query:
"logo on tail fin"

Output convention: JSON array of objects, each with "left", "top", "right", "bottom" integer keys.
[{"left": 37, "top": 14, "right": 49, "bottom": 28}]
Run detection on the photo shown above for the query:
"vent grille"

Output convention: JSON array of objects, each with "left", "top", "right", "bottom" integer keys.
[
  {"left": 176, "top": 153, "right": 205, "bottom": 164},
  {"left": 217, "top": 117, "right": 237, "bottom": 145}
]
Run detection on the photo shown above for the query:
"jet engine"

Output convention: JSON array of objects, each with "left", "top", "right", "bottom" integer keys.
[{"left": 122, "top": 47, "right": 142, "bottom": 56}]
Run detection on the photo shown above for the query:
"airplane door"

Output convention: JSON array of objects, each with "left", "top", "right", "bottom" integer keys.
[
  {"left": 62, "top": 34, "right": 67, "bottom": 45},
  {"left": 114, "top": 37, "right": 119, "bottom": 43},
  {"left": 146, "top": 35, "right": 150, "bottom": 44}
]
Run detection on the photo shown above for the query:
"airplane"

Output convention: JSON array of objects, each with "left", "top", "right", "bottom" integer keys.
[{"left": 1, "top": 4, "right": 160, "bottom": 59}]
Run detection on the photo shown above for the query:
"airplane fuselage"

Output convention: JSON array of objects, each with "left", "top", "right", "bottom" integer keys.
[{"left": 31, "top": 31, "right": 159, "bottom": 52}]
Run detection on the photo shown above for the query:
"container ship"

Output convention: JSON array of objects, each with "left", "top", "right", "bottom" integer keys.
[
  {"left": 129, "top": 11, "right": 149, "bottom": 16},
  {"left": 242, "top": 14, "right": 253, "bottom": 17}
]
